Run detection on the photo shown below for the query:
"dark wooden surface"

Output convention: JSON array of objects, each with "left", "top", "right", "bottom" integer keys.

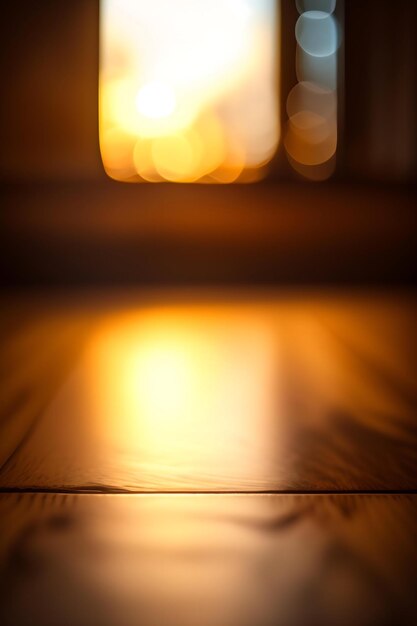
[
  {"left": 1, "top": 289, "right": 416, "bottom": 625},
  {"left": 0, "top": 493, "right": 416, "bottom": 626},
  {"left": 1, "top": 289, "right": 416, "bottom": 492}
]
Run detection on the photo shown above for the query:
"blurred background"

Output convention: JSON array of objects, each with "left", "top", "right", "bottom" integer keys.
[{"left": 0, "top": 0, "right": 415, "bottom": 288}]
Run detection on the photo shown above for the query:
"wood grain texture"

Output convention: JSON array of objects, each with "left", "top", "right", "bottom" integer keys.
[
  {"left": 0, "top": 290, "right": 416, "bottom": 492},
  {"left": 0, "top": 493, "right": 416, "bottom": 626},
  {"left": 0, "top": 299, "right": 93, "bottom": 473}
]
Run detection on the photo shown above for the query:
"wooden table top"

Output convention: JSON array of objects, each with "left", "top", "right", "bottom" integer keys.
[{"left": 1, "top": 288, "right": 416, "bottom": 625}]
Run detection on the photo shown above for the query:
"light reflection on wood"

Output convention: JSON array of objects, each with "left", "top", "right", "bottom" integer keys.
[
  {"left": 0, "top": 493, "right": 416, "bottom": 626},
  {"left": 0, "top": 290, "right": 416, "bottom": 491}
]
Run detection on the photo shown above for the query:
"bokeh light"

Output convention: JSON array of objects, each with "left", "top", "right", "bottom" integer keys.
[
  {"left": 100, "top": 0, "right": 279, "bottom": 183},
  {"left": 286, "top": 0, "right": 341, "bottom": 180},
  {"left": 295, "top": 11, "right": 338, "bottom": 58}
]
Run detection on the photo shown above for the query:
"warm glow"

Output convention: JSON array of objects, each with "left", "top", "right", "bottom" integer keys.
[
  {"left": 87, "top": 305, "right": 279, "bottom": 487},
  {"left": 100, "top": 0, "right": 279, "bottom": 182},
  {"left": 135, "top": 82, "right": 177, "bottom": 120}
]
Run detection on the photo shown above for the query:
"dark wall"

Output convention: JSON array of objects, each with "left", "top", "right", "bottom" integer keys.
[
  {"left": 344, "top": 0, "right": 417, "bottom": 181},
  {"left": 0, "top": 1, "right": 101, "bottom": 181}
]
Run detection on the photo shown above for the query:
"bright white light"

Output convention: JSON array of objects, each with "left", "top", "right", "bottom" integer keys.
[{"left": 135, "top": 82, "right": 176, "bottom": 120}]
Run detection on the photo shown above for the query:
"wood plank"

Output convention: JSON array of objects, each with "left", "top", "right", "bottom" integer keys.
[{"left": 0, "top": 493, "right": 416, "bottom": 626}]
